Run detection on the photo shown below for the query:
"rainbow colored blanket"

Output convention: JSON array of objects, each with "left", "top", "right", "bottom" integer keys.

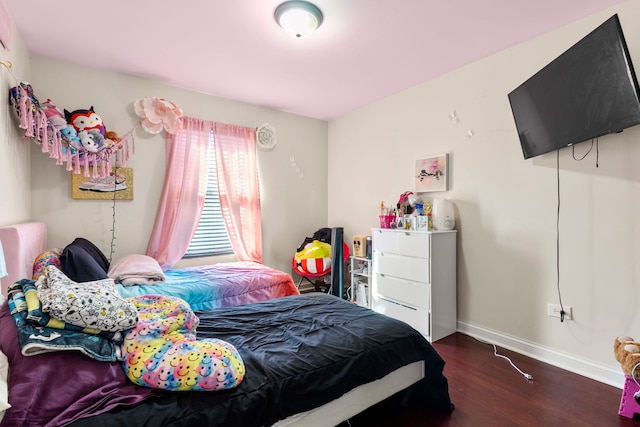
[{"left": 121, "top": 294, "right": 245, "bottom": 391}]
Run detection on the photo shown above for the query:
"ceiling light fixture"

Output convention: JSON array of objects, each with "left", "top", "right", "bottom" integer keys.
[{"left": 274, "top": 1, "right": 323, "bottom": 39}]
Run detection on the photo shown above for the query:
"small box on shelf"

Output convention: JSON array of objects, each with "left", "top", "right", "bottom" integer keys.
[{"left": 352, "top": 235, "right": 368, "bottom": 257}]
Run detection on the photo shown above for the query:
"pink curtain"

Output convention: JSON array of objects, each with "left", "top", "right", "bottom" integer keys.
[
  {"left": 214, "top": 122, "right": 263, "bottom": 264},
  {"left": 146, "top": 117, "right": 212, "bottom": 269},
  {"left": 146, "top": 117, "right": 262, "bottom": 268}
]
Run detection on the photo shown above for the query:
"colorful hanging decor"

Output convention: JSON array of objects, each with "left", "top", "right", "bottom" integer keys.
[
  {"left": 134, "top": 97, "right": 183, "bottom": 134},
  {"left": 9, "top": 82, "right": 134, "bottom": 178}
]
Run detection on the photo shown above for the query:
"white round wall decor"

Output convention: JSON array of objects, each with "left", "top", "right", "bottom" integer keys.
[{"left": 256, "top": 123, "right": 278, "bottom": 150}]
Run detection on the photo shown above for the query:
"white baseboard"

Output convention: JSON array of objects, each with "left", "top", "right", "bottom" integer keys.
[{"left": 456, "top": 321, "right": 625, "bottom": 389}]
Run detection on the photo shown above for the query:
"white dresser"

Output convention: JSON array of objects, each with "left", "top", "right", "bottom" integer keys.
[{"left": 371, "top": 228, "right": 456, "bottom": 342}]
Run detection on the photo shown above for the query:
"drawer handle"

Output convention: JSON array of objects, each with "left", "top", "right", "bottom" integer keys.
[{"left": 381, "top": 297, "right": 417, "bottom": 311}]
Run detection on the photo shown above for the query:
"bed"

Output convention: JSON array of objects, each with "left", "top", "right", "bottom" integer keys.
[
  {"left": 114, "top": 261, "right": 299, "bottom": 311},
  {"left": 0, "top": 222, "right": 454, "bottom": 427},
  {"left": 0, "top": 223, "right": 300, "bottom": 312}
]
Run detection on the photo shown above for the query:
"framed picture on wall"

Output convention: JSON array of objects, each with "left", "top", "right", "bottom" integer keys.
[
  {"left": 415, "top": 153, "right": 448, "bottom": 192},
  {"left": 72, "top": 167, "right": 133, "bottom": 200}
]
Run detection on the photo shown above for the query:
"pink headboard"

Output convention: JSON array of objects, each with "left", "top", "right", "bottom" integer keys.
[{"left": 0, "top": 222, "right": 47, "bottom": 296}]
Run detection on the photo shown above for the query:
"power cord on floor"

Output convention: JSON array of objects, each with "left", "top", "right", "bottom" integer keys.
[{"left": 473, "top": 336, "right": 533, "bottom": 381}]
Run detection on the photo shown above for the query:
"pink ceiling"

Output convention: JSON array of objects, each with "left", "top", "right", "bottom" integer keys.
[{"left": 3, "top": 0, "right": 627, "bottom": 121}]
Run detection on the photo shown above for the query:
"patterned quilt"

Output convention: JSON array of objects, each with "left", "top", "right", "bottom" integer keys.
[{"left": 7, "top": 279, "right": 121, "bottom": 362}]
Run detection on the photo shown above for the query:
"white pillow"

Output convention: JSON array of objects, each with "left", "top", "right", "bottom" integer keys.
[
  {"left": 0, "top": 348, "right": 10, "bottom": 422},
  {"left": 107, "top": 253, "right": 165, "bottom": 286}
]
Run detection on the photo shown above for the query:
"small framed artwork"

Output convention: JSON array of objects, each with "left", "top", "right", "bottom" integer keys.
[
  {"left": 415, "top": 153, "right": 448, "bottom": 192},
  {"left": 72, "top": 167, "right": 133, "bottom": 200}
]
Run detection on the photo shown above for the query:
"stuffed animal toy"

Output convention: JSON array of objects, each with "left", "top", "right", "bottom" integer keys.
[
  {"left": 104, "top": 130, "right": 120, "bottom": 142},
  {"left": 15, "top": 82, "right": 40, "bottom": 110},
  {"left": 77, "top": 129, "right": 106, "bottom": 153},
  {"left": 64, "top": 106, "right": 106, "bottom": 135},
  {"left": 614, "top": 336, "right": 640, "bottom": 380},
  {"left": 103, "top": 130, "right": 121, "bottom": 148},
  {"left": 60, "top": 125, "right": 81, "bottom": 146}
]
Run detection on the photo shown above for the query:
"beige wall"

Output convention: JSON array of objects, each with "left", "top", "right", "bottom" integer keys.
[
  {"left": 27, "top": 57, "right": 328, "bottom": 275},
  {"left": 328, "top": 2, "right": 640, "bottom": 385},
  {"left": 0, "top": 24, "right": 30, "bottom": 226}
]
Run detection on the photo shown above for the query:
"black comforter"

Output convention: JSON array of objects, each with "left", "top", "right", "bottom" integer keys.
[{"left": 69, "top": 293, "right": 453, "bottom": 426}]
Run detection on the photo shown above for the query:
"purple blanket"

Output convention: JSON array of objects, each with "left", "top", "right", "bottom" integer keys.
[{"left": 0, "top": 303, "right": 158, "bottom": 427}]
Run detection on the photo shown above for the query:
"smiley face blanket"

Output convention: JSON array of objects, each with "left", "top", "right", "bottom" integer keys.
[{"left": 121, "top": 294, "right": 245, "bottom": 391}]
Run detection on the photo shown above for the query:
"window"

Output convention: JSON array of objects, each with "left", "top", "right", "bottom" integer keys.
[{"left": 183, "top": 136, "right": 233, "bottom": 258}]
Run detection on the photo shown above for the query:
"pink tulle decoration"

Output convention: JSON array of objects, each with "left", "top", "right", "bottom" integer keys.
[{"left": 134, "top": 97, "right": 183, "bottom": 134}]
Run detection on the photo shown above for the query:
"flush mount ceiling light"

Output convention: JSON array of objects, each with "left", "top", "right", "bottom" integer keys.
[{"left": 274, "top": 1, "right": 323, "bottom": 39}]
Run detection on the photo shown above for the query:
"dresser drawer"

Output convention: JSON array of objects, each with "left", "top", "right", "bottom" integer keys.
[
  {"left": 374, "top": 251, "right": 429, "bottom": 283},
  {"left": 374, "top": 297, "right": 430, "bottom": 338},
  {"left": 373, "top": 229, "right": 430, "bottom": 258},
  {"left": 375, "top": 273, "right": 430, "bottom": 309}
]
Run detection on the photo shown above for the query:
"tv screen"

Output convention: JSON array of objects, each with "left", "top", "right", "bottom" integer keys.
[{"left": 508, "top": 14, "right": 640, "bottom": 159}]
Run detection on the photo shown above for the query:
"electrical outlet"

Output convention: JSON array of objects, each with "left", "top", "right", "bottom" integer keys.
[{"left": 548, "top": 303, "right": 572, "bottom": 320}]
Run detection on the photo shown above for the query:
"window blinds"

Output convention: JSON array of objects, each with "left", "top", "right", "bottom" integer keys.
[{"left": 183, "top": 136, "right": 233, "bottom": 258}]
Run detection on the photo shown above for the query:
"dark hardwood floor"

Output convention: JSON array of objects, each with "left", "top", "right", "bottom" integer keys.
[{"left": 341, "top": 333, "right": 638, "bottom": 427}]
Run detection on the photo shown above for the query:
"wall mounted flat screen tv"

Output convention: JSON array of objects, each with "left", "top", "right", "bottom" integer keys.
[{"left": 508, "top": 14, "right": 640, "bottom": 160}]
